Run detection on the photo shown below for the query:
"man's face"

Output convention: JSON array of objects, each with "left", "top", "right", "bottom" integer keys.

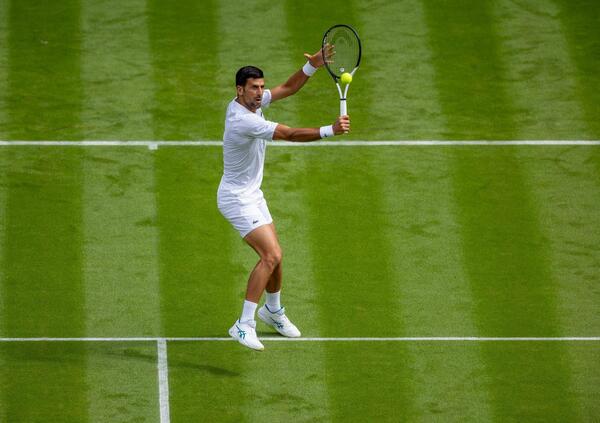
[{"left": 237, "top": 77, "right": 265, "bottom": 111}]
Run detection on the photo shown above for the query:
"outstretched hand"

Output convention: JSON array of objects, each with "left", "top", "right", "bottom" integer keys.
[
  {"left": 333, "top": 115, "right": 350, "bottom": 135},
  {"left": 304, "top": 44, "right": 334, "bottom": 68}
]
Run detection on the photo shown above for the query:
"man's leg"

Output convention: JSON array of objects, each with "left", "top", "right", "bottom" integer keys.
[
  {"left": 264, "top": 262, "right": 282, "bottom": 311},
  {"left": 265, "top": 223, "right": 282, "bottom": 295},
  {"left": 249, "top": 224, "right": 282, "bottom": 311},
  {"left": 266, "top": 262, "right": 282, "bottom": 293},
  {"left": 230, "top": 222, "right": 300, "bottom": 347},
  {"left": 227, "top": 224, "right": 280, "bottom": 351},
  {"left": 244, "top": 223, "right": 282, "bottom": 303},
  {"left": 246, "top": 225, "right": 301, "bottom": 338}
]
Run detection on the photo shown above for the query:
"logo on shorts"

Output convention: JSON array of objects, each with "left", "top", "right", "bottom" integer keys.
[{"left": 252, "top": 220, "right": 259, "bottom": 224}]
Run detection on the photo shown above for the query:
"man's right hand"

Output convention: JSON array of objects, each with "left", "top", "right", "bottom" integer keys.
[{"left": 333, "top": 115, "right": 350, "bottom": 135}]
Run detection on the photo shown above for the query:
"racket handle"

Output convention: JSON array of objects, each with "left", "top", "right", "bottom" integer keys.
[{"left": 340, "top": 99, "right": 347, "bottom": 116}]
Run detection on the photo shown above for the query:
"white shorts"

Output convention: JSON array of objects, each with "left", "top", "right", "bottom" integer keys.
[{"left": 217, "top": 194, "right": 273, "bottom": 238}]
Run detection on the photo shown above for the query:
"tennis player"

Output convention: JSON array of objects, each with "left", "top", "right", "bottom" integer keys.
[{"left": 218, "top": 47, "right": 350, "bottom": 351}]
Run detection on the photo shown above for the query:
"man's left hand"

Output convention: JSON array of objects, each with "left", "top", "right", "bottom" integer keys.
[{"left": 304, "top": 44, "right": 334, "bottom": 68}]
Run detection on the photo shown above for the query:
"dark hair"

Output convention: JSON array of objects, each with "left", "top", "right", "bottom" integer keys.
[{"left": 236, "top": 66, "right": 264, "bottom": 87}]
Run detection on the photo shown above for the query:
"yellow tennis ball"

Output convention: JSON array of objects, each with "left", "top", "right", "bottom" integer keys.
[{"left": 340, "top": 72, "right": 353, "bottom": 84}]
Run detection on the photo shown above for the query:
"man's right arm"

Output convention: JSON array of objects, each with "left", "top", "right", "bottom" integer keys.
[{"left": 272, "top": 115, "right": 350, "bottom": 142}]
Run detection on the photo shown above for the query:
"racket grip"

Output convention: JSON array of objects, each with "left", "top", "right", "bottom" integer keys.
[{"left": 340, "top": 99, "right": 347, "bottom": 116}]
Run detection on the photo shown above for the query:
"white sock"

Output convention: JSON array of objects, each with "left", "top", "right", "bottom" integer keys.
[
  {"left": 266, "top": 291, "right": 281, "bottom": 312},
  {"left": 240, "top": 300, "right": 258, "bottom": 323}
]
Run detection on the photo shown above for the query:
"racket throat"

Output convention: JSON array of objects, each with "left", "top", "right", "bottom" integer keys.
[{"left": 336, "top": 82, "right": 350, "bottom": 116}]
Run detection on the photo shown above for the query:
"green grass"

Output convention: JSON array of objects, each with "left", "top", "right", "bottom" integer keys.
[
  {"left": 1, "top": 0, "right": 600, "bottom": 421},
  {"left": 2, "top": 146, "right": 600, "bottom": 422}
]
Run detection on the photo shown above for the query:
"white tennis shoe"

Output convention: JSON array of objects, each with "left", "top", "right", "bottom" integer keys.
[
  {"left": 258, "top": 305, "right": 301, "bottom": 338},
  {"left": 228, "top": 319, "right": 264, "bottom": 351}
]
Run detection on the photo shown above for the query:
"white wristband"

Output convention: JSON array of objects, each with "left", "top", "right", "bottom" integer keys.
[
  {"left": 319, "top": 125, "right": 334, "bottom": 139},
  {"left": 302, "top": 61, "right": 318, "bottom": 76}
]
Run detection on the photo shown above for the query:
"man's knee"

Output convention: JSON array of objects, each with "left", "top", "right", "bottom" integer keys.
[{"left": 261, "top": 248, "right": 282, "bottom": 270}]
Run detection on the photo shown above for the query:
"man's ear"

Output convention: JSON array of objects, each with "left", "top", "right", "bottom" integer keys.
[{"left": 236, "top": 85, "right": 243, "bottom": 97}]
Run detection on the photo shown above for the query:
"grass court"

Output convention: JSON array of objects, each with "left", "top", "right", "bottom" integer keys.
[{"left": 0, "top": 0, "right": 599, "bottom": 421}]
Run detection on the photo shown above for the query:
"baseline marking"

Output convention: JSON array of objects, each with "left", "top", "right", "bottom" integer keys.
[
  {"left": 157, "top": 338, "right": 171, "bottom": 423},
  {"left": 0, "top": 140, "right": 599, "bottom": 148},
  {"left": 0, "top": 337, "right": 599, "bottom": 342}
]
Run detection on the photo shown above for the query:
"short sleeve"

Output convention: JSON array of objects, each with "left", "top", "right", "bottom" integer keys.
[
  {"left": 261, "top": 89, "right": 272, "bottom": 108},
  {"left": 238, "top": 113, "right": 278, "bottom": 140}
]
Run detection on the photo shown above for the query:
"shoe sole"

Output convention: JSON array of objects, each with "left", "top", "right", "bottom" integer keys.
[{"left": 258, "top": 309, "right": 301, "bottom": 338}]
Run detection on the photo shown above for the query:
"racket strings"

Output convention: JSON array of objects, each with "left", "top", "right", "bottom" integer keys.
[{"left": 324, "top": 27, "right": 360, "bottom": 77}]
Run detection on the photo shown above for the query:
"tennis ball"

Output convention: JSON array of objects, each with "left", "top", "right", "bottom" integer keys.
[{"left": 340, "top": 72, "right": 353, "bottom": 84}]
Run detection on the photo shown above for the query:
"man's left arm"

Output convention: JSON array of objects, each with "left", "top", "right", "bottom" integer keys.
[{"left": 269, "top": 45, "right": 332, "bottom": 102}]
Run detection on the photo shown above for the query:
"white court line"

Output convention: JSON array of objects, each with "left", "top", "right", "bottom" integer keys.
[
  {"left": 0, "top": 140, "right": 599, "bottom": 148},
  {"left": 0, "top": 337, "right": 599, "bottom": 342},
  {"left": 157, "top": 339, "right": 171, "bottom": 423}
]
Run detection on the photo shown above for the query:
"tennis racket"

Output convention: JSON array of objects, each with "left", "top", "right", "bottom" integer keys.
[{"left": 322, "top": 24, "right": 362, "bottom": 116}]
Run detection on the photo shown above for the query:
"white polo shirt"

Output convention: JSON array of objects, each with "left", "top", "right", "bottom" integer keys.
[{"left": 218, "top": 89, "right": 278, "bottom": 204}]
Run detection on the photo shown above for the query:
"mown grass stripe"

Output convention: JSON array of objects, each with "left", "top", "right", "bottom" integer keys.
[
  {"left": 153, "top": 147, "right": 237, "bottom": 335},
  {"left": 1, "top": 156, "right": 90, "bottom": 414},
  {"left": 79, "top": 4, "right": 165, "bottom": 419},
  {"left": 285, "top": 1, "right": 417, "bottom": 420},
  {"left": 81, "top": 0, "right": 155, "bottom": 140},
  {"left": 81, "top": 148, "right": 161, "bottom": 420},
  {"left": 84, "top": 342, "right": 160, "bottom": 422},
  {"left": 4, "top": 2, "right": 83, "bottom": 140},
  {"left": 362, "top": 3, "right": 492, "bottom": 419},
  {"left": 423, "top": 1, "right": 514, "bottom": 140},
  {"left": 1, "top": 0, "right": 89, "bottom": 420},
  {"left": 81, "top": 149, "right": 161, "bottom": 337},
  {"left": 147, "top": 3, "right": 248, "bottom": 420},
  {"left": 423, "top": 0, "right": 579, "bottom": 420},
  {"left": 521, "top": 146, "right": 600, "bottom": 420},
  {"left": 0, "top": 0, "right": 7, "bottom": 342},
  {"left": 555, "top": 0, "right": 600, "bottom": 184},
  {"left": 357, "top": 0, "right": 446, "bottom": 139},
  {"left": 147, "top": 0, "right": 220, "bottom": 140},
  {"left": 493, "top": 0, "right": 589, "bottom": 139},
  {"left": 0, "top": 3, "right": 5, "bottom": 404},
  {"left": 263, "top": 148, "right": 332, "bottom": 421},
  {"left": 153, "top": 146, "right": 243, "bottom": 415},
  {"left": 148, "top": 0, "right": 234, "bottom": 332},
  {"left": 453, "top": 122, "right": 582, "bottom": 419},
  {"left": 555, "top": 0, "right": 600, "bottom": 139},
  {"left": 495, "top": 3, "right": 599, "bottom": 418},
  {"left": 81, "top": 0, "right": 160, "bottom": 337},
  {"left": 379, "top": 147, "right": 494, "bottom": 420},
  {"left": 0, "top": 0, "right": 9, "bottom": 402},
  {"left": 0, "top": 1, "right": 7, "bottom": 136},
  {"left": 285, "top": 12, "right": 416, "bottom": 423},
  {"left": 494, "top": 4, "right": 597, "bottom": 418},
  {"left": 521, "top": 148, "right": 600, "bottom": 335}
]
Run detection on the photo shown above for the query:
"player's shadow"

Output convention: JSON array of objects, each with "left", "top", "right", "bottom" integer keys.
[{"left": 98, "top": 347, "right": 240, "bottom": 377}]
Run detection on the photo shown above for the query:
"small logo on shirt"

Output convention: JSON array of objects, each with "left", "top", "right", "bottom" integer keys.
[{"left": 252, "top": 220, "right": 259, "bottom": 224}]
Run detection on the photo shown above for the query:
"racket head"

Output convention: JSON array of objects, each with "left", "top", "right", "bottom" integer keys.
[{"left": 322, "top": 24, "right": 361, "bottom": 81}]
